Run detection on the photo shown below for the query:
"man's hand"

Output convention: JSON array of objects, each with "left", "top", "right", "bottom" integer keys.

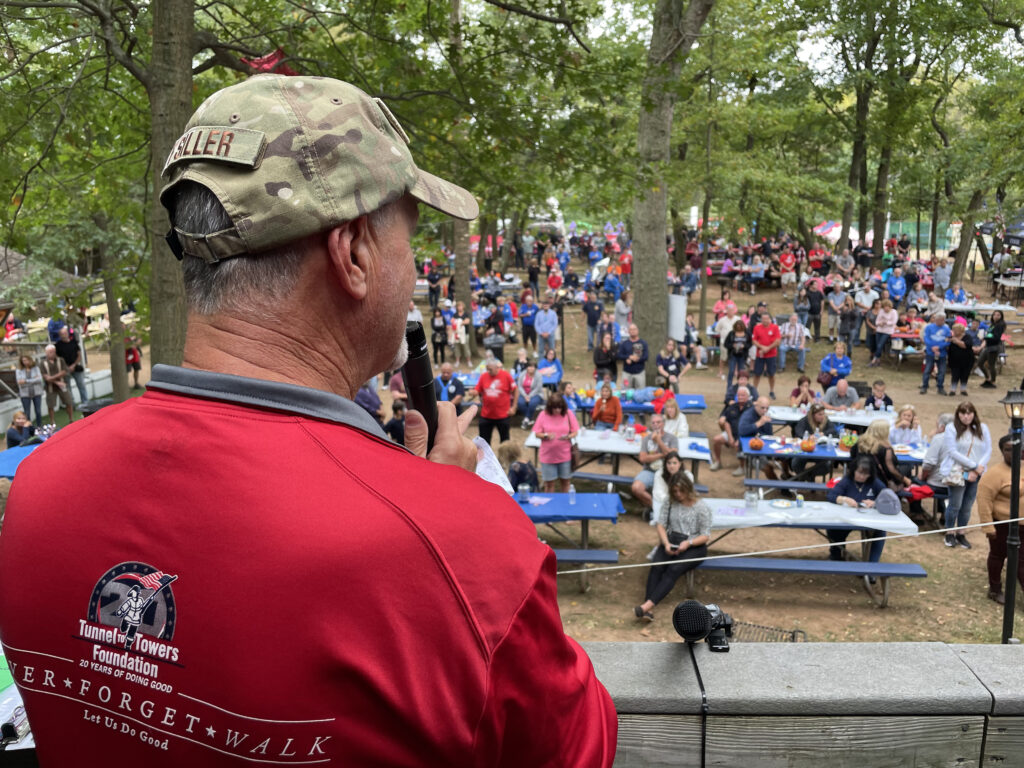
[{"left": 406, "top": 402, "right": 478, "bottom": 471}]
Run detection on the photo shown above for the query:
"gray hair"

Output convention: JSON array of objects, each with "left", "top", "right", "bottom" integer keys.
[
  {"left": 172, "top": 182, "right": 401, "bottom": 315},
  {"left": 937, "top": 412, "right": 955, "bottom": 428}
]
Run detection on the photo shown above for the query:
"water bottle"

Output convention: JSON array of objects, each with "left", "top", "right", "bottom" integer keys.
[
  {"left": 568, "top": 484, "right": 576, "bottom": 505},
  {"left": 744, "top": 489, "right": 758, "bottom": 513}
]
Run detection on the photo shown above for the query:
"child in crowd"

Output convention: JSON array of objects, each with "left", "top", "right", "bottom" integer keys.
[{"left": 383, "top": 400, "right": 406, "bottom": 446}]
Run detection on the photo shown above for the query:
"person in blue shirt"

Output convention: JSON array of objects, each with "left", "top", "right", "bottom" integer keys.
[
  {"left": 920, "top": 311, "right": 952, "bottom": 395},
  {"left": 537, "top": 348, "right": 564, "bottom": 392},
  {"left": 518, "top": 294, "right": 539, "bottom": 355},
  {"left": 825, "top": 455, "right": 888, "bottom": 563},
  {"left": 581, "top": 296, "right": 604, "bottom": 351},
  {"left": 603, "top": 271, "right": 623, "bottom": 302},
  {"left": 819, "top": 340, "right": 853, "bottom": 382},
  {"left": 597, "top": 312, "right": 621, "bottom": 344},
  {"left": 559, "top": 381, "right": 584, "bottom": 412},
  {"left": 945, "top": 283, "right": 967, "bottom": 303},
  {"left": 47, "top": 317, "right": 66, "bottom": 343},
  {"left": 534, "top": 299, "right": 559, "bottom": 358},
  {"left": 738, "top": 396, "right": 773, "bottom": 438},
  {"left": 678, "top": 265, "right": 700, "bottom": 297},
  {"left": 886, "top": 266, "right": 907, "bottom": 305}
]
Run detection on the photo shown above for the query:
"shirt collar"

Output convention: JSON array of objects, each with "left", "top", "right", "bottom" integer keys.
[{"left": 146, "top": 364, "right": 392, "bottom": 442}]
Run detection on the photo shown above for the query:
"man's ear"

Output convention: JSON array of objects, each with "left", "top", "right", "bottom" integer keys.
[{"left": 326, "top": 217, "right": 374, "bottom": 301}]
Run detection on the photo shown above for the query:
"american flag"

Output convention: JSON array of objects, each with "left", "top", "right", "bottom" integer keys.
[{"left": 114, "top": 571, "right": 177, "bottom": 591}]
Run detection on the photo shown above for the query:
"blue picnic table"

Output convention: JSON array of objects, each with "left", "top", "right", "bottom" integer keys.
[
  {"left": 0, "top": 444, "right": 41, "bottom": 479},
  {"left": 578, "top": 392, "right": 707, "bottom": 416}
]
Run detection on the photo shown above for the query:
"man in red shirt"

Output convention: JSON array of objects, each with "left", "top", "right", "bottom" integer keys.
[
  {"left": 474, "top": 357, "right": 517, "bottom": 444},
  {"left": 0, "top": 75, "right": 616, "bottom": 767},
  {"left": 779, "top": 247, "right": 797, "bottom": 299},
  {"left": 751, "top": 310, "right": 782, "bottom": 399}
]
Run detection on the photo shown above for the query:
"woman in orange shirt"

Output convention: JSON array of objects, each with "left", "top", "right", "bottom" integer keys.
[{"left": 591, "top": 383, "right": 622, "bottom": 431}]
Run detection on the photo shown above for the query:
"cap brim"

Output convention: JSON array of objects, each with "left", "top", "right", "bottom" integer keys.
[{"left": 411, "top": 168, "right": 479, "bottom": 221}]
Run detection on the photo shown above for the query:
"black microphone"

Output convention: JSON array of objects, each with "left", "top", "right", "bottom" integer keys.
[
  {"left": 673, "top": 600, "right": 713, "bottom": 644},
  {"left": 402, "top": 321, "right": 439, "bottom": 454}
]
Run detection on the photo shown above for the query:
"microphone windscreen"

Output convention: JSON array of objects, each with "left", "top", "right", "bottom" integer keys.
[{"left": 673, "top": 600, "right": 712, "bottom": 643}]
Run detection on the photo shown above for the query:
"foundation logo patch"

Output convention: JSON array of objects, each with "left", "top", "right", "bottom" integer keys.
[{"left": 88, "top": 562, "right": 178, "bottom": 650}]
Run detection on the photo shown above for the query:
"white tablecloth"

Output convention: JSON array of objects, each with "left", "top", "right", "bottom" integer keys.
[
  {"left": 703, "top": 497, "right": 918, "bottom": 535},
  {"left": 768, "top": 406, "right": 896, "bottom": 429},
  {"left": 526, "top": 429, "right": 712, "bottom": 464}
]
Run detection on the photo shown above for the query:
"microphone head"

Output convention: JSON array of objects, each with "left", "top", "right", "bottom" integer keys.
[
  {"left": 405, "top": 321, "right": 428, "bottom": 355},
  {"left": 673, "top": 600, "right": 712, "bottom": 643}
]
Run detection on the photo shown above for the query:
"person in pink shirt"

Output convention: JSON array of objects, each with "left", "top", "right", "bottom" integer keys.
[
  {"left": 532, "top": 392, "right": 580, "bottom": 491},
  {"left": 870, "top": 298, "right": 899, "bottom": 367},
  {"left": 713, "top": 288, "right": 737, "bottom": 319}
]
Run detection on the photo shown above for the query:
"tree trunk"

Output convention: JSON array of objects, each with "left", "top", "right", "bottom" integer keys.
[
  {"left": 699, "top": 190, "right": 712, "bottom": 336},
  {"left": 839, "top": 87, "right": 871, "bottom": 254},
  {"left": 858, "top": 149, "right": 870, "bottom": 247},
  {"left": 797, "top": 214, "right": 814, "bottom": 253},
  {"left": 632, "top": 0, "right": 715, "bottom": 374},
  {"left": 670, "top": 206, "right": 688, "bottom": 274},
  {"left": 92, "top": 214, "right": 129, "bottom": 402},
  {"left": 975, "top": 232, "right": 991, "bottom": 269},
  {"left": 452, "top": 218, "right": 476, "bottom": 357},
  {"left": 929, "top": 175, "right": 941, "bottom": 256},
  {"left": 871, "top": 145, "right": 892, "bottom": 260},
  {"left": 952, "top": 189, "right": 985, "bottom": 283},
  {"left": 146, "top": 0, "right": 194, "bottom": 367}
]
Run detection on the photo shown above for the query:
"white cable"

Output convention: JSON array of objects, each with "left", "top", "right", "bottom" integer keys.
[{"left": 558, "top": 515, "right": 1024, "bottom": 575}]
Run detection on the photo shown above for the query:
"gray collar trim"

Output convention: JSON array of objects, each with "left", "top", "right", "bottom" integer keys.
[{"left": 147, "top": 364, "right": 393, "bottom": 443}]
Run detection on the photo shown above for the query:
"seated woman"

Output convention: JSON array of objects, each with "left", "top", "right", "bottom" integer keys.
[
  {"left": 789, "top": 375, "right": 815, "bottom": 408},
  {"left": 789, "top": 403, "right": 839, "bottom": 478},
  {"left": 661, "top": 396, "right": 690, "bottom": 440},
  {"left": 655, "top": 339, "right": 690, "bottom": 393},
  {"left": 819, "top": 340, "right": 853, "bottom": 385},
  {"left": 511, "top": 347, "right": 530, "bottom": 378},
  {"left": 825, "top": 455, "right": 888, "bottom": 567},
  {"left": 680, "top": 314, "right": 704, "bottom": 368},
  {"left": 537, "top": 348, "right": 564, "bottom": 392},
  {"left": 532, "top": 392, "right": 579, "bottom": 493},
  {"left": 498, "top": 441, "right": 539, "bottom": 493},
  {"left": 650, "top": 451, "right": 695, "bottom": 526},
  {"left": 590, "top": 383, "right": 622, "bottom": 431},
  {"left": 558, "top": 380, "right": 584, "bottom": 413},
  {"left": 634, "top": 471, "right": 711, "bottom": 622},
  {"left": 516, "top": 363, "right": 546, "bottom": 428},
  {"left": 713, "top": 289, "right": 737, "bottom": 320},
  {"left": 889, "top": 405, "right": 923, "bottom": 446},
  {"left": 743, "top": 256, "right": 766, "bottom": 295},
  {"left": 851, "top": 420, "right": 914, "bottom": 492},
  {"left": 6, "top": 411, "right": 35, "bottom": 449}
]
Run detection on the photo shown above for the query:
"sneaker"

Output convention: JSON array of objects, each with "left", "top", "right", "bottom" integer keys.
[
  {"left": 521, "top": 418, "right": 531, "bottom": 429},
  {"left": 956, "top": 534, "right": 971, "bottom": 550},
  {"left": 709, "top": 461, "right": 722, "bottom": 471},
  {"left": 769, "top": 391, "right": 776, "bottom": 400},
  {"left": 948, "top": 390, "right": 957, "bottom": 397},
  {"left": 731, "top": 467, "right": 745, "bottom": 477},
  {"left": 695, "top": 363, "right": 707, "bottom": 370},
  {"left": 973, "top": 367, "right": 985, "bottom": 378},
  {"left": 988, "top": 590, "right": 1006, "bottom": 604},
  {"left": 920, "top": 387, "right": 928, "bottom": 395},
  {"left": 981, "top": 381, "right": 996, "bottom": 389},
  {"left": 944, "top": 533, "right": 956, "bottom": 547},
  {"left": 937, "top": 388, "right": 947, "bottom": 396}
]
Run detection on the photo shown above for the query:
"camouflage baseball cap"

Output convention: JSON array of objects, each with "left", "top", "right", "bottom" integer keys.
[{"left": 160, "top": 74, "right": 478, "bottom": 263}]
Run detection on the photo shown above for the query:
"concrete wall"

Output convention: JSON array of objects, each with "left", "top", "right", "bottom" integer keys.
[{"left": 582, "top": 641, "right": 1024, "bottom": 767}]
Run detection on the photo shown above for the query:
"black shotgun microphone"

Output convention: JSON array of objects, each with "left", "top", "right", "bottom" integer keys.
[{"left": 402, "top": 321, "right": 439, "bottom": 454}]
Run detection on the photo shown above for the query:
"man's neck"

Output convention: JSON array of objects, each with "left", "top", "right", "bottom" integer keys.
[{"left": 182, "top": 313, "right": 364, "bottom": 400}]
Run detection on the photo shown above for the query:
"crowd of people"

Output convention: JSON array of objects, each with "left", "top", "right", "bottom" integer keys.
[{"left": 377, "top": 228, "right": 1024, "bottom": 620}]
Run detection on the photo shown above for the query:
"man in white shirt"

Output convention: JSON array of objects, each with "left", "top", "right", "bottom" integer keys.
[
  {"left": 778, "top": 314, "right": 807, "bottom": 373},
  {"left": 853, "top": 282, "right": 878, "bottom": 348}
]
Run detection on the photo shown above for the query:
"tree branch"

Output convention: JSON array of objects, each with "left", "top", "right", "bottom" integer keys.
[
  {"left": 479, "top": 0, "right": 590, "bottom": 52},
  {"left": 981, "top": 1, "right": 1024, "bottom": 45}
]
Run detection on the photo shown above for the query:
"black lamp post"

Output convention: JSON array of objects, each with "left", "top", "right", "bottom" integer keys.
[{"left": 999, "top": 389, "right": 1024, "bottom": 644}]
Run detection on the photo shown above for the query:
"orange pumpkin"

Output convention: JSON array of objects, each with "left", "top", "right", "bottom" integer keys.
[
  {"left": 800, "top": 438, "right": 817, "bottom": 452},
  {"left": 749, "top": 437, "right": 764, "bottom": 450}
]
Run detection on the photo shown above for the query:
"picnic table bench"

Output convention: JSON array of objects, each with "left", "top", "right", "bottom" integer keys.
[
  {"left": 743, "top": 478, "right": 830, "bottom": 497},
  {"left": 686, "top": 557, "right": 927, "bottom": 608},
  {"left": 553, "top": 548, "right": 619, "bottom": 565}
]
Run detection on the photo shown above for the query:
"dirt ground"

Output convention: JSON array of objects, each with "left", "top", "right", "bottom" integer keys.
[
  {"left": 7, "top": 267, "right": 1021, "bottom": 644},
  {"left": 426, "top": 266, "right": 1022, "bottom": 645}
]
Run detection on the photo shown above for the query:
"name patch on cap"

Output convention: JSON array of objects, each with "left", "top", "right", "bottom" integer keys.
[{"left": 163, "top": 127, "right": 267, "bottom": 174}]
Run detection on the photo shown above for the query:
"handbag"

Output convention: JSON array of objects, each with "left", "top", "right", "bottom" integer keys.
[
  {"left": 667, "top": 530, "right": 688, "bottom": 546},
  {"left": 942, "top": 434, "right": 975, "bottom": 487},
  {"left": 816, "top": 371, "right": 833, "bottom": 389},
  {"left": 483, "top": 333, "right": 505, "bottom": 349}
]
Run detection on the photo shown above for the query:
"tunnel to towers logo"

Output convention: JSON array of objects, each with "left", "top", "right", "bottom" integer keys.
[{"left": 88, "top": 562, "right": 178, "bottom": 651}]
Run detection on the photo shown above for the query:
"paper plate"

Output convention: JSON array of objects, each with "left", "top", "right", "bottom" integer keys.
[
  {"left": 770, "top": 499, "right": 795, "bottom": 509},
  {"left": 893, "top": 444, "right": 912, "bottom": 454}
]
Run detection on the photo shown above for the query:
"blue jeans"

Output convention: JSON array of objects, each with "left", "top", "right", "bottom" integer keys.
[
  {"left": 778, "top": 344, "right": 805, "bottom": 371},
  {"left": 852, "top": 315, "right": 864, "bottom": 345},
  {"left": 945, "top": 479, "right": 979, "bottom": 529},
  {"left": 828, "top": 528, "right": 885, "bottom": 562},
  {"left": 21, "top": 395, "right": 42, "bottom": 426},
  {"left": 727, "top": 356, "right": 747, "bottom": 388},
  {"left": 873, "top": 332, "right": 890, "bottom": 360},
  {"left": 517, "top": 395, "right": 543, "bottom": 419},
  {"left": 922, "top": 354, "right": 947, "bottom": 390},
  {"left": 594, "top": 421, "right": 614, "bottom": 431},
  {"left": 71, "top": 369, "right": 88, "bottom": 404},
  {"left": 586, "top": 324, "right": 597, "bottom": 350},
  {"left": 796, "top": 310, "right": 809, "bottom": 327},
  {"left": 537, "top": 333, "right": 556, "bottom": 358}
]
